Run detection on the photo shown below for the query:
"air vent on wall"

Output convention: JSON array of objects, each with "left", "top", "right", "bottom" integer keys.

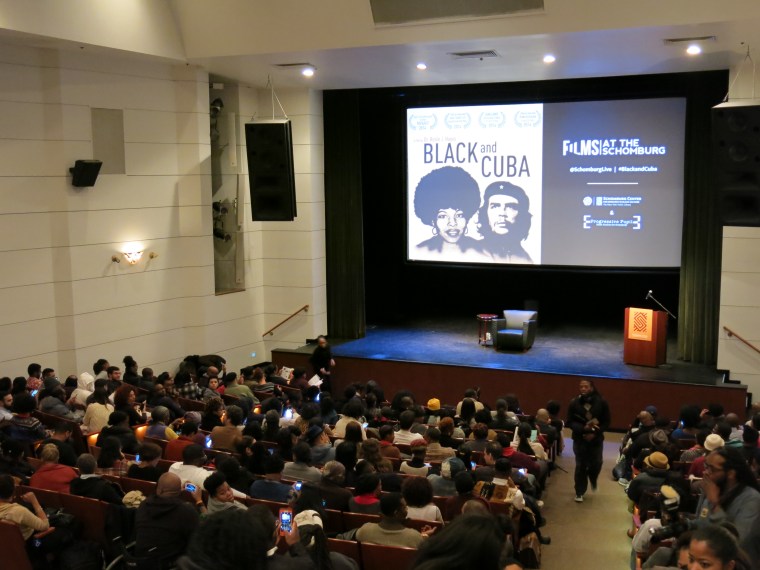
[
  {"left": 369, "top": 0, "right": 544, "bottom": 26},
  {"left": 274, "top": 63, "right": 316, "bottom": 69},
  {"left": 449, "top": 50, "right": 500, "bottom": 60},
  {"left": 663, "top": 35, "right": 716, "bottom": 45}
]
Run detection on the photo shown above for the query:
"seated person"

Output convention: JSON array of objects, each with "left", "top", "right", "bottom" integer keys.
[
  {"left": 282, "top": 441, "right": 323, "bottom": 484},
  {"left": 210, "top": 405, "right": 244, "bottom": 452},
  {"left": 70, "top": 453, "right": 124, "bottom": 504},
  {"left": 39, "top": 386, "right": 83, "bottom": 422},
  {"left": 146, "top": 406, "right": 178, "bottom": 441},
  {"left": 428, "top": 457, "right": 466, "bottom": 497},
  {"left": 393, "top": 410, "right": 418, "bottom": 446},
  {"left": 444, "top": 471, "right": 490, "bottom": 521},
  {"left": 315, "top": 461, "right": 353, "bottom": 511},
  {"left": 0, "top": 475, "right": 50, "bottom": 543},
  {"left": 0, "top": 439, "right": 34, "bottom": 481},
  {"left": 96, "top": 411, "right": 140, "bottom": 455},
  {"left": 204, "top": 471, "right": 247, "bottom": 514},
  {"left": 135, "top": 472, "right": 203, "bottom": 566},
  {"left": 355, "top": 492, "right": 433, "bottom": 548},
  {"left": 627, "top": 451, "right": 671, "bottom": 506},
  {"left": 6, "top": 393, "right": 47, "bottom": 442},
  {"left": 349, "top": 472, "right": 382, "bottom": 514},
  {"left": 402, "top": 476, "right": 443, "bottom": 523},
  {"left": 216, "top": 456, "right": 255, "bottom": 496},
  {"left": 168, "top": 444, "right": 212, "bottom": 490},
  {"left": 127, "top": 442, "right": 163, "bottom": 482},
  {"left": 29, "top": 444, "right": 77, "bottom": 494},
  {"left": 249, "top": 455, "right": 293, "bottom": 503},
  {"left": 464, "top": 423, "right": 492, "bottom": 453},
  {"left": 165, "top": 421, "right": 199, "bottom": 462},
  {"left": 378, "top": 425, "right": 402, "bottom": 459},
  {"left": 425, "top": 427, "right": 456, "bottom": 462},
  {"left": 306, "top": 424, "right": 335, "bottom": 465},
  {"left": 37, "top": 422, "right": 78, "bottom": 467},
  {"left": 400, "top": 439, "right": 431, "bottom": 476}
]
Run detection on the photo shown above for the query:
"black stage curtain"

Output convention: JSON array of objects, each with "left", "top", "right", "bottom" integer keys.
[
  {"left": 323, "top": 91, "right": 366, "bottom": 339},
  {"left": 324, "top": 71, "right": 728, "bottom": 361}
]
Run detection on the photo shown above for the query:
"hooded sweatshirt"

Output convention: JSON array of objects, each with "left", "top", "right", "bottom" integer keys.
[
  {"left": 135, "top": 494, "right": 199, "bottom": 562},
  {"left": 71, "top": 372, "right": 95, "bottom": 407}
]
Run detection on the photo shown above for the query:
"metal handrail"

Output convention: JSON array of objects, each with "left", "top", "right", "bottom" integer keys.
[
  {"left": 262, "top": 305, "right": 309, "bottom": 337},
  {"left": 723, "top": 326, "right": 760, "bottom": 356}
]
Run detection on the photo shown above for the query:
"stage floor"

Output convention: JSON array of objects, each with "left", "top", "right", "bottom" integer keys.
[{"left": 318, "top": 318, "right": 725, "bottom": 386}]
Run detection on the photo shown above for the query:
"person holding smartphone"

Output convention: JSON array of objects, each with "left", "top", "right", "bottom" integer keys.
[{"left": 134, "top": 472, "right": 202, "bottom": 566}]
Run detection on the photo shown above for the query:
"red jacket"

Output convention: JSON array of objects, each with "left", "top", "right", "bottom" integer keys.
[
  {"left": 502, "top": 447, "right": 540, "bottom": 478},
  {"left": 29, "top": 463, "right": 78, "bottom": 494},
  {"left": 164, "top": 436, "right": 196, "bottom": 463}
]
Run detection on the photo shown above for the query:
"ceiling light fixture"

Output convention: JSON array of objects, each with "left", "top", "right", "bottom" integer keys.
[
  {"left": 301, "top": 67, "right": 315, "bottom": 77},
  {"left": 543, "top": 54, "right": 556, "bottom": 64},
  {"left": 416, "top": 62, "right": 428, "bottom": 71},
  {"left": 686, "top": 44, "right": 702, "bottom": 56}
]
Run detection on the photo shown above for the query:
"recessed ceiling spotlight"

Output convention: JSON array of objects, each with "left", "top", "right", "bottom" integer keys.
[
  {"left": 543, "top": 54, "right": 556, "bottom": 64},
  {"left": 686, "top": 44, "right": 702, "bottom": 56},
  {"left": 301, "top": 67, "right": 315, "bottom": 77},
  {"left": 416, "top": 62, "right": 428, "bottom": 71}
]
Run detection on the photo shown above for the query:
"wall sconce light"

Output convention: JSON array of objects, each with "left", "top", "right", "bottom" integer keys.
[{"left": 112, "top": 251, "right": 143, "bottom": 264}]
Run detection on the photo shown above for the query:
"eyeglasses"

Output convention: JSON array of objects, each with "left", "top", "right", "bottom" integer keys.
[{"left": 704, "top": 463, "right": 724, "bottom": 473}]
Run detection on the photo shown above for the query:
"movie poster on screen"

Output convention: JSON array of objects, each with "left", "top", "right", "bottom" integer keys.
[{"left": 407, "top": 104, "right": 543, "bottom": 265}]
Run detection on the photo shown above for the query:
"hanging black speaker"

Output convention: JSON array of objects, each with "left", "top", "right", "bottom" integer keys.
[
  {"left": 712, "top": 100, "right": 760, "bottom": 226},
  {"left": 245, "top": 120, "right": 297, "bottom": 221},
  {"left": 69, "top": 159, "right": 103, "bottom": 187}
]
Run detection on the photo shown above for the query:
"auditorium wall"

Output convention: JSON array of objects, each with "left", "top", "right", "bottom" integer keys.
[
  {"left": 718, "top": 226, "right": 760, "bottom": 398},
  {"left": 0, "top": 43, "right": 325, "bottom": 378}
]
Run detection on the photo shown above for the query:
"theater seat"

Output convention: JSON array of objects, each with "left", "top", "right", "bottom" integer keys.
[
  {"left": 0, "top": 520, "right": 33, "bottom": 570},
  {"left": 490, "top": 310, "right": 538, "bottom": 351},
  {"left": 359, "top": 542, "right": 417, "bottom": 570}
]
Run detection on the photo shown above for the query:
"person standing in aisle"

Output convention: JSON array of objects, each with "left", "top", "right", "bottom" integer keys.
[{"left": 567, "top": 379, "right": 610, "bottom": 502}]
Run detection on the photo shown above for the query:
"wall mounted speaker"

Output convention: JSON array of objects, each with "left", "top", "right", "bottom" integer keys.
[
  {"left": 245, "top": 120, "right": 297, "bottom": 221},
  {"left": 712, "top": 100, "right": 760, "bottom": 226},
  {"left": 69, "top": 159, "right": 103, "bottom": 187}
]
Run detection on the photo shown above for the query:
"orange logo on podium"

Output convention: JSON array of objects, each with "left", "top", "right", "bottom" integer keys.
[{"left": 628, "top": 308, "right": 653, "bottom": 342}]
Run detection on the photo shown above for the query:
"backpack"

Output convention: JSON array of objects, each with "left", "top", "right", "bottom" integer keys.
[{"left": 518, "top": 531, "right": 542, "bottom": 568}]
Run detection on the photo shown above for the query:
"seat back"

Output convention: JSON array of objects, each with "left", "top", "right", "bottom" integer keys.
[
  {"left": 343, "top": 511, "right": 380, "bottom": 530},
  {"left": 59, "top": 493, "right": 110, "bottom": 545},
  {"left": 119, "top": 476, "right": 158, "bottom": 496},
  {"left": 0, "top": 520, "right": 33, "bottom": 570},
  {"left": 328, "top": 538, "right": 361, "bottom": 566},
  {"left": 18, "top": 485, "right": 63, "bottom": 509},
  {"left": 359, "top": 542, "right": 417, "bottom": 570},
  {"left": 177, "top": 397, "right": 206, "bottom": 412},
  {"left": 142, "top": 436, "right": 168, "bottom": 455},
  {"left": 503, "top": 310, "right": 537, "bottom": 329},
  {"left": 323, "top": 508, "right": 345, "bottom": 533}
]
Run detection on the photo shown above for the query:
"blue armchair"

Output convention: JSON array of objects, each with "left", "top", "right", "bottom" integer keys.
[{"left": 489, "top": 310, "right": 538, "bottom": 351}]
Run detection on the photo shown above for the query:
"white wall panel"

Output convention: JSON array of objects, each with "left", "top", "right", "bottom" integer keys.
[
  {"left": 0, "top": 283, "right": 57, "bottom": 326},
  {"left": 0, "top": 101, "right": 91, "bottom": 141},
  {"left": 0, "top": 139, "right": 92, "bottom": 176}
]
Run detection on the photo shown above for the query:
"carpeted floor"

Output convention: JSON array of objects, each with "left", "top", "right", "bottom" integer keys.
[
  {"left": 328, "top": 317, "right": 724, "bottom": 385},
  {"left": 540, "top": 432, "right": 633, "bottom": 569}
]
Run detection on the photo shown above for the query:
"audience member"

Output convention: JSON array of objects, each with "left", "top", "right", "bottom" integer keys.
[
  {"left": 37, "top": 422, "right": 77, "bottom": 467},
  {"left": 445, "top": 471, "right": 490, "bottom": 520},
  {"left": 402, "top": 476, "right": 443, "bottom": 523},
  {"left": 306, "top": 424, "right": 336, "bottom": 464},
  {"left": 293, "top": 509, "right": 359, "bottom": 570},
  {"left": 283, "top": 441, "right": 323, "bottom": 483},
  {"left": 201, "top": 398, "right": 225, "bottom": 432},
  {"left": 168, "top": 444, "right": 211, "bottom": 489},
  {"left": 147, "top": 405, "right": 179, "bottom": 440},
  {"left": 316, "top": 461, "right": 353, "bottom": 511},
  {"left": 96, "top": 411, "right": 140, "bottom": 454},
  {"left": 249, "top": 455, "right": 293, "bottom": 503},
  {"left": 210, "top": 404, "right": 244, "bottom": 451},
  {"left": 0, "top": 475, "right": 50, "bottom": 541},
  {"left": 70, "top": 453, "right": 124, "bottom": 504},
  {"left": 82, "top": 386, "right": 114, "bottom": 433},
  {"left": 113, "top": 385, "right": 146, "bottom": 427},
  {"left": 394, "top": 410, "right": 418, "bottom": 446},
  {"left": 204, "top": 471, "right": 247, "bottom": 513},
  {"left": 39, "top": 386, "right": 82, "bottom": 422},
  {"left": 29, "top": 443, "right": 77, "bottom": 493},
  {"left": 165, "top": 421, "right": 200, "bottom": 462},
  {"left": 136, "top": 472, "right": 203, "bottom": 566},
  {"left": 428, "top": 457, "right": 466, "bottom": 496},
  {"left": 400, "top": 439, "right": 430, "bottom": 476},
  {"left": 127, "top": 442, "right": 163, "bottom": 482},
  {"left": 7, "top": 392, "right": 47, "bottom": 442},
  {"left": 349, "top": 472, "right": 382, "bottom": 514},
  {"left": 355, "top": 492, "right": 432, "bottom": 547}
]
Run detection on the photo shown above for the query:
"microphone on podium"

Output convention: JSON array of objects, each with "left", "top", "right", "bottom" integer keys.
[{"left": 645, "top": 290, "right": 652, "bottom": 300}]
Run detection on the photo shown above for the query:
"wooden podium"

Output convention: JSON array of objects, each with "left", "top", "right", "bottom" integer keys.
[{"left": 624, "top": 307, "right": 667, "bottom": 367}]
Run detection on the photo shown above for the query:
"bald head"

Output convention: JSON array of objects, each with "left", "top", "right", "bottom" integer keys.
[
  {"left": 156, "top": 472, "right": 182, "bottom": 498},
  {"left": 536, "top": 409, "right": 550, "bottom": 423},
  {"left": 206, "top": 366, "right": 219, "bottom": 379},
  {"left": 725, "top": 413, "right": 740, "bottom": 428},
  {"left": 638, "top": 411, "right": 654, "bottom": 427}
]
